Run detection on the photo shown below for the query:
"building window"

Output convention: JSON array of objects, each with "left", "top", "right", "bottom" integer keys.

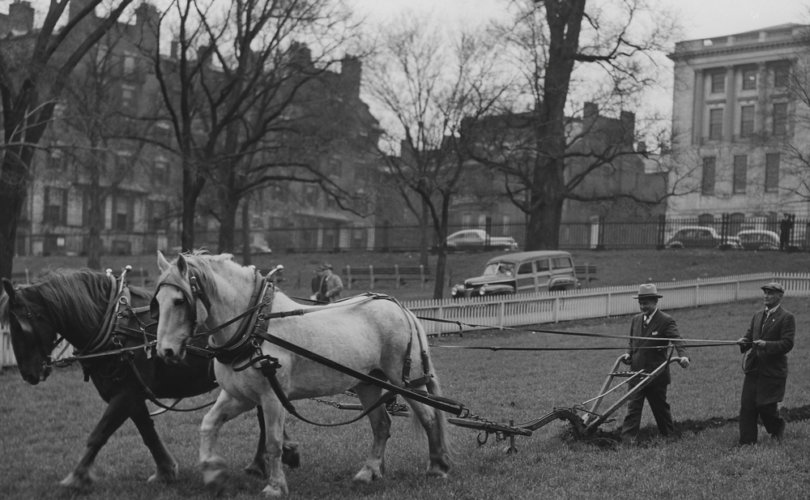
[
  {"left": 765, "top": 153, "right": 780, "bottom": 193},
  {"left": 44, "top": 187, "right": 68, "bottom": 225},
  {"left": 740, "top": 105, "right": 755, "bottom": 137},
  {"left": 121, "top": 84, "right": 136, "bottom": 111},
  {"left": 773, "top": 63, "right": 790, "bottom": 88},
  {"left": 733, "top": 155, "right": 747, "bottom": 194},
  {"left": 741, "top": 67, "right": 757, "bottom": 90},
  {"left": 708, "top": 108, "right": 723, "bottom": 140},
  {"left": 701, "top": 157, "right": 716, "bottom": 195},
  {"left": 47, "top": 149, "right": 66, "bottom": 171},
  {"left": 772, "top": 102, "right": 787, "bottom": 136},
  {"left": 710, "top": 72, "right": 725, "bottom": 94},
  {"left": 113, "top": 195, "right": 133, "bottom": 231},
  {"left": 153, "top": 157, "right": 169, "bottom": 184},
  {"left": 148, "top": 200, "right": 168, "bottom": 231}
]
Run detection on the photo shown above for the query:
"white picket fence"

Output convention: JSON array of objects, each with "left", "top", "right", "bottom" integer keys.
[{"left": 2, "top": 272, "right": 809, "bottom": 368}]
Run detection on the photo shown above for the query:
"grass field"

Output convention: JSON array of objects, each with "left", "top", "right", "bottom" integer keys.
[{"left": 2, "top": 249, "right": 810, "bottom": 498}]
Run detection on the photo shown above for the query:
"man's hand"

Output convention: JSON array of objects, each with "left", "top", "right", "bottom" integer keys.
[
  {"left": 753, "top": 339, "right": 767, "bottom": 348},
  {"left": 737, "top": 337, "right": 749, "bottom": 345},
  {"left": 678, "top": 356, "right": 690, "bottom": 369},
  {"left": 620, "top": 353, "right": 631, "bottom": 365}
]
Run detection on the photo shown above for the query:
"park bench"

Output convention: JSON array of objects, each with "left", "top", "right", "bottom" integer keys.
[
  {"left": 342, "top": 264, "right": 431, "bottom": 290},
  {"left": 574, "top": 264, "right": 598, "bottom": 284}
]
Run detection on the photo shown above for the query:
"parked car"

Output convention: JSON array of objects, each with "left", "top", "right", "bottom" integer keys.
[
  {"left": 665, "top": 226, "right": 741, "bottom": 250},
  {"left": 736, "top": 229, "right": 780, "bottom": 251},
  {"left": 445, "top": 229, "right": 518, "bottom": 251},
  {"left": 450, "top": 250, "right": 579, "bottom": 298}
]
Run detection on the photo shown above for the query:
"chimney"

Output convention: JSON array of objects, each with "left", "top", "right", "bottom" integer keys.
[
  {"left": 135, "top": 3, "right": 159, "bottom": 53},
  {"left": 9, "top": 1, "right": 34, "bottom": 33},
  {"left": 620, "top": 110, "right": 635, "bottom": 146},
  {"left": 341, "top": 55, "right": 361, "bottom": 97},
  {"left": 583, "top": 102, "right": 599, "bottom": 122}
]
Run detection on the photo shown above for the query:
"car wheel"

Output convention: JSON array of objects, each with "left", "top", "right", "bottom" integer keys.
[{"left": 667, "top": 241, "right": 684, "bottom": 249}]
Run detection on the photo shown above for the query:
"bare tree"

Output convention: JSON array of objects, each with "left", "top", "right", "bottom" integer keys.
[
  {"left": 146, "top": 0, "right": 362, "bottom": 255},
  {"left": 365, "top": 17, "right": 508, "bottom": 299},
  {"left": 471, "top": 0, "right": 679, "bottom": 250},
  {"left": 0, "top": 0, "right": 135, "bottom": 278}
]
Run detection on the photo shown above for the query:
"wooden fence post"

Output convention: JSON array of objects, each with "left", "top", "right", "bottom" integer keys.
[{"left": 345, "top": 265, "right": 353, "bottom": 290}]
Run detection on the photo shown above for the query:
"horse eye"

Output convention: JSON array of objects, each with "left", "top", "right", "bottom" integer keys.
[{"left": 173, "top": 297, "right": 186, "bottom": 307}]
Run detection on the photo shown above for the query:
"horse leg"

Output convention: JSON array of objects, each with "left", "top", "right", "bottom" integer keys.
[
  {"left": 199, "top": 390, "right": 254, "bottom": 495},
  {"left": 258, "top": 397, "right": 289, "bottom": 497},
  {"left": 59, "top": 393, "right": 135, "bottom": 490},
  {"left": 403, "top": 382, "right": 451, "bottom": 478},
  {"left": 245, "top": 406, "right": 301, "bottom": 477},
  {"left": 352, "top": 383, "right": 392, "bottom": 483},
  {"left": 128, "top": 399, "right": 178, "bottom": 483}
]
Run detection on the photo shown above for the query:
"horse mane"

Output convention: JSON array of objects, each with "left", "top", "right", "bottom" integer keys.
[
  {"left": 22, "top": 269, "right": 111, "bottom": 333},
  {"left": 172, "top": 251, "right": 250, "bottom": 299}
]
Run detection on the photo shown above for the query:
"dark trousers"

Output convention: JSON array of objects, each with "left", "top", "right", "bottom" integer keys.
[
  {"left": 621, "top": 381, "right": 674, "bottom": 441},
  {"left": 739, "top": 374, "right": 784, "bottom": 445}
]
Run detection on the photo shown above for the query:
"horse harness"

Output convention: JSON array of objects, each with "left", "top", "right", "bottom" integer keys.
[{"left": 165, "top": 268, "right": 464, "bottom": 425}]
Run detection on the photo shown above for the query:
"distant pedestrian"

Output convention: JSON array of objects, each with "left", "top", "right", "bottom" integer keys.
[
  {"left": 314, "top": 262, "right": 343, "bottom": 303},
  {"left": 779, "top": 214, "right": 792, "bottom": 251},
  {"left": 737, "top": 281, "right": 795, "bottom": 445},
  {"left": 620, "top": 283, "right": 690, "bottom": 445}
]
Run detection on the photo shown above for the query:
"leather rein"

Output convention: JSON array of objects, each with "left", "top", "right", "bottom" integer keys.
[{"left": 154, "top": 266, "right": 465, "bottom": 425}]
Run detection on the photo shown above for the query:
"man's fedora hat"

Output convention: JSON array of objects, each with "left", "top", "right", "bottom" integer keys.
[
  {"left": 761, "top": 281, "right": 785, "bottom": 293},
  {"left": 633, "top": 283, "right": 663, "bottom": 299}
]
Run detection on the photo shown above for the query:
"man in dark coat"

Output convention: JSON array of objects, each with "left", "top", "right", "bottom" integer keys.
[
  {"left": 737, "top": 281, "right": 795, "bottom": 445},
  {"left": 620, "top": 283, "right": 690, "bottom": 445}
]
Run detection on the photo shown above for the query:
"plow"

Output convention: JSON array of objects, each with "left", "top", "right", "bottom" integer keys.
[{"left": 447, "top": 349, "right": 685, "bottom": 452}]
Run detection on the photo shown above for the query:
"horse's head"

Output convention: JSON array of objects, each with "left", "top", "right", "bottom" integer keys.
[
  {"left": 2, "top": 278, "right": 57, "bottom": 385},
  {"left": 153, "top": 251, "right": 210, "bottom": 363}
]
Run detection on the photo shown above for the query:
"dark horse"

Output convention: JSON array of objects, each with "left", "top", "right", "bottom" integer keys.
[{"left": 0, "top": 268, "right": 298, "bottom": 490}]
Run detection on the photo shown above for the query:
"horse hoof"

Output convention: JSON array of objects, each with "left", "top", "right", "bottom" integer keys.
[
  {"left": 352, "top": 466, "right": 382, "bottom": 484},
  {"left": 203, "top": 469, "right": 228, "bottom": 497},
  {"left": 261, "top": 482, "right": 288, "bottom": 497},
  {"left": 59, "top": 470, "right": 95, "bottom": 490},
  {"left": 148, "top": 462, "right": 179, "bottom": 483},
  {"left": 427, "top": 468, "right": 449, "bottom": 479},
  {"left": 282, "top": 445, "right": 301, "bottom": 469}
]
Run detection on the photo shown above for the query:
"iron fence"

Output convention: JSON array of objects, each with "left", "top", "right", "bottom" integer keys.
[{"left": 11, "top": 215, "right": 810, "bottom": 256}]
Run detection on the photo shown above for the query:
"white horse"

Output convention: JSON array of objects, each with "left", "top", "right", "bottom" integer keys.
[{"left": 153, "top": 251, "right": 451, "bottom": 497}]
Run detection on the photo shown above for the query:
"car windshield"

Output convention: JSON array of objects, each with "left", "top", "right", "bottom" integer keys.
[{"left": 483, "top": 262, "right": 515, "bottom": 277}]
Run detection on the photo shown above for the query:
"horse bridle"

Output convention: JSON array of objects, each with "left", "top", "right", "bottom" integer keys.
[
  {"left": 150, "top": 271, "right": 211, "bottom": 333},
  {"left": 7, "top": 289, "right": 63, "bottom": 376}
]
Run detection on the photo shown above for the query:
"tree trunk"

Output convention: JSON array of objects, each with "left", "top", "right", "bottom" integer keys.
[
  {"left": 0, "top": 161, "right": 25, "bottom": 279},
  {"left": 524, "top": 0, "right": 584, "bottom": 251},
  {"left": 85, "top": 159, "right": 104, "bottom": 269},
  {"left": 217, "top": 192, "right": 238, "bottom": 253},
  {"left": 180, "top": 159, "right": 204, "bottom": 252},
  {"left": 419, "top": 199, "right": 429, "bottom": 267},
  {"left": 241, "top": 195, "right": 251, "bottom": 266}
]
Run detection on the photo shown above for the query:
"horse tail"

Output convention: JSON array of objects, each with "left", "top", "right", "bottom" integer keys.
[{"left": 404, "top": 306, "right": 454, "bottom": 463}]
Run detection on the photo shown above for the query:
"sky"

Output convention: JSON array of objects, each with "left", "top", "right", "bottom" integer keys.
[
  {"left": 348, "top": 0, "right": 809, "bottom": 41},
  {"left": 348, "top": 0, "right": 810, "bottom": 140}
]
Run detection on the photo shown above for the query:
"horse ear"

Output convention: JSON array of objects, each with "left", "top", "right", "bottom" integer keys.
[
  {"left": 177, "top": 253, "right": 188, "bottom": 276},
  {"left": 157, "top": 251, "right": 171, "bottom": 273}
]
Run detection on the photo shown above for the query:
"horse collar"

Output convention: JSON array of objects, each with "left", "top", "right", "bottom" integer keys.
[{"left": 211, "top": 273, "right": 274, "bottom": 364}]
